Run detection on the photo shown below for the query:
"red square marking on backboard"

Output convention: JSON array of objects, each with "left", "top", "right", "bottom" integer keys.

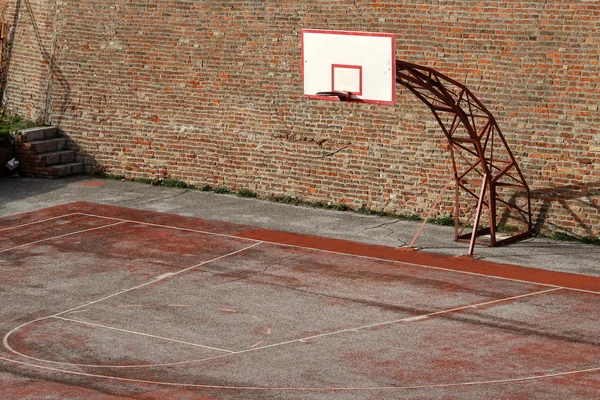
[{"left": 331, "top": 64, "right": 363, "bottom": 96}]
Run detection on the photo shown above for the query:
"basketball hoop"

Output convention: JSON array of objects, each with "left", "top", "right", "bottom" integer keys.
[{"left": 315, "top": 91, "right": 355, "bottom": 101}]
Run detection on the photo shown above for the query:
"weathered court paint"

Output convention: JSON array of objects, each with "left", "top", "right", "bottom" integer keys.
[
  {"left": 0, "top": 202, "right": 598, "bottom": 399},
  {"left": 4, "top": 202, "right": 599, "bottom": 292}
]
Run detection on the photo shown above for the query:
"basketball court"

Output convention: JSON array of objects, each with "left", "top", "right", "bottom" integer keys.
[
  {"left": 0, "top": 25, "right": 597, "bottom": 400},
  {"left": 0, "top": 202, "right": 598, "bottom": 399}
]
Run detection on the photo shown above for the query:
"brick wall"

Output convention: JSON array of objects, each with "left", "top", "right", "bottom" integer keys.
[
  {"left": 2, "top": 0, "right": 54, "bottom": 122},
  {"left": 3, "top": 0, "right": 599, "bottom": 239}
]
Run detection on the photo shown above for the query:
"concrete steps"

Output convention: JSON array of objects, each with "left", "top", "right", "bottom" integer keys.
[{"left": 15, "top": 126, "right": 84, "bottom": 178}]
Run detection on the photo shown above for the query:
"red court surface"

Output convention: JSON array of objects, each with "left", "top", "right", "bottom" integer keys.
[{"left": 0, "top": 202, "right": 599, "bottom": 399}]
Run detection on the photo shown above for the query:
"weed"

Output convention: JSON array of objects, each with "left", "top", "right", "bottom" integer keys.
[
  {"left": 201, "top": 185, "right": 212, "bottom": 192},
  {"left": 540, "top": 232, "right": 600, "bottom": 245},
  {"left": 357, "top": 206, "right": 421, "bottom": 221},
  {"left": 581, "top": 237, "right": 600, "bottom": 245},
  {"left": 332, "top": 203, "right": 349, "bottom": 211},
  {"left": 0, "top": 114, "right": 39, "bottom": 138},
  {"left": 266, "top": 195, "right": 303, "bottom": 205},
  {"left": 102, "top": 173, "right": 199, "bottom": 189},
  {"left": 237, "top": 188, "right": 258, "bottom": 198},
  {"left": 104, "top": 173, "right": 125, "bottom": 180},
  {"left": 309, "top": 201, "right": 328, "bottom": 209},
  {"left": 427, "top": 215, "right": 454, "bottom": 226},
  {"left": 497, "top": 225, "right": 519, "bottom": 233},
  {"left": 307, "top": 201, "right": 349, "bottom": 211},
  {"left": 266, "top": 195, "right": 349, "bottom": 211},
  {"left": 161, "top": 178, "right": 190, "bottom": 188},
  {"left": 357, "top": 206, "right": 370, "bottom": 215},
  {"left": 213, "top": 187, "right": 231, "bottom": 194},
  {"left": 551, "top": 232, "right": 579, "bottom": 242}
]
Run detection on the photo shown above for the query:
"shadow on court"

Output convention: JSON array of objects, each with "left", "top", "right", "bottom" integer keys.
[{"left": 0, "top": 203, "right": 599, "bottom": 400}]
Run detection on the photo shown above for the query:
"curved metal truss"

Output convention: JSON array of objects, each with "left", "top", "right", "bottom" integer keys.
[{"left": 396, "top": 60, "right": 532, "bottom": 254}]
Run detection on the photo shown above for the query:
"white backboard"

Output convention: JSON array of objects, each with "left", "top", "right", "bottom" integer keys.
[{"left": 302, "top": 29, "right": 395, "bottom": 105}]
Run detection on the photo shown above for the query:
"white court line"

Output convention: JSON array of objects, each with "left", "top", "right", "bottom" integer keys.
[
  {"left": 53, "top": 317, "right": 234, "bottom": 353},
  {"left": 2, "top": 241, "right": 264, "bottom": 367},
  {"left": 55, "top": 241, "right": 263, "bottom": 317},
  {"left": 0, "top": 213, "right": 81, "bottom": 232},
  {"left": 155, "top": 273, "right": 176, "bottom": 280},
  {"left": 75, "top": 212, "right": 261, "bottom": 242},
  {"left": 4, "top": 211, "right": 598, "bottom": 295},
  {"left": 0, "top": 221, "right": 127, "bottom": 254},
  {"left": 269, "top": 242, "right": 600, "bottom": 296},
  {"left": 223, "top": 287, "right": 563, "bottom": 355},
  {"left": 228, "top": 239, "right": 600, "bottom": 296},
  {"left": 1, "top": 352, "right": 598, "bottom": 391},
  {"left": 3, "top": 286, "right": 598, "bottom": 391},
  {"left": 3, "top": 287, "right": 563, "bottom": 370},
  {"left": 71, "top": 212, "right": 600, "bottom": 296},
  {"left": 1, "top": 210, "right": 598, "bottom": 389},
  {"left": 2, "top": 316, "right": 234, "bottom": 369}
]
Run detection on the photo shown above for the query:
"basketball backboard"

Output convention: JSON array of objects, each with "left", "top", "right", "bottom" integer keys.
[{"left": 302, "top": 29, "right": 395, "bottom": 105}]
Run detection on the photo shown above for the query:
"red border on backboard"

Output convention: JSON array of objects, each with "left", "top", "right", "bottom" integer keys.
[
  {"left": 331, "top": 64, "right": 363, "bottom": 96},
  {"left": 301, "top": 29, "right": 396, "bottom": 105}
]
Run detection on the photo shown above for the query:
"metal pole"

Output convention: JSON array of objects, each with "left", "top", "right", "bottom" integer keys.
[{"left": 469, "top": 174, "right": 488, "bottom": 256}]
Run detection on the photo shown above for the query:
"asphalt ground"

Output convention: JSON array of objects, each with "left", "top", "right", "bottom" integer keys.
[
  {"left": 0, "top": 177, "right": 599, "bottom": 399},
  {"left": 1, "top": 176, "right": 598, "bottom": 276}
]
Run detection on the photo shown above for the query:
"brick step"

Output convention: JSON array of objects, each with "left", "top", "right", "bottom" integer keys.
[
  {"left": 16, "top": 126, "right": 59, "bottom": 143},
  {"left": 47, "top": 162, "right": 85, "bottom": 178},
  {"left": 18, "top": 162, "right": 84, "bottom": 179},
  {"left": 17, "top": 138, "right": 67, "bottom": 155},
  {"left": 31, "top": 150, "right": 76, "bottom": 167},
  {"left": 15, "top": 126, "right": 85, "bottom": 179}
]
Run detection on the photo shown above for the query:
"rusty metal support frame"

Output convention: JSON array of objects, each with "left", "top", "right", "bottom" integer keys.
[{"left": 396, "top": 60, "right": 533, "bottom": 254}]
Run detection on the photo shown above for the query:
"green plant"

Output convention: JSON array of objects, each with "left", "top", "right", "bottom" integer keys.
[
  {"left": 101, "top": 173, "right": 201, "bottom": 189},
  {"left": 266, "top": 195, "right": 303, "bottom": 205},
  {"left": 357, "top": 206, "right": 422, "bottom": 221},
  {"left": 133, "top": 177, "right": 153, "bottom": 184},
  {"left": 201, "top": 185, "right": 212, "bottom": 192},
  {"left": 332, "top": 203, "right": 349, "bottom": 211},
  {"left": 237, "top": 188, "right": 258, "bottom": 198},
  {"left": 104, "top": 173, "right": 126, "bottom": 180},
  {"left": 542, "top": 232, "right": 600, "bottom": 245},
  {"left": 307, "top": 201, "right": 349, "bottom": 211},
  {"left": 581, "top": 237, "right": 600, "bottom": 245},
  {"left": 551, "top": 232, "right": 579, "bottom": 242},
  {"left": 427, "top": 215, "right": 455, "bottom": 226},
  {"left": 0, "top": 114, "right": 40, "bottom": 137},
  {"left": 161, "top": 178, "right": 192, "bottom": 188},
  {"left": 213, "top": 187, "right": 231, "bottom": 194},
  {"left": 497, "top": 225, "right": 519, "bottom": 233}
]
